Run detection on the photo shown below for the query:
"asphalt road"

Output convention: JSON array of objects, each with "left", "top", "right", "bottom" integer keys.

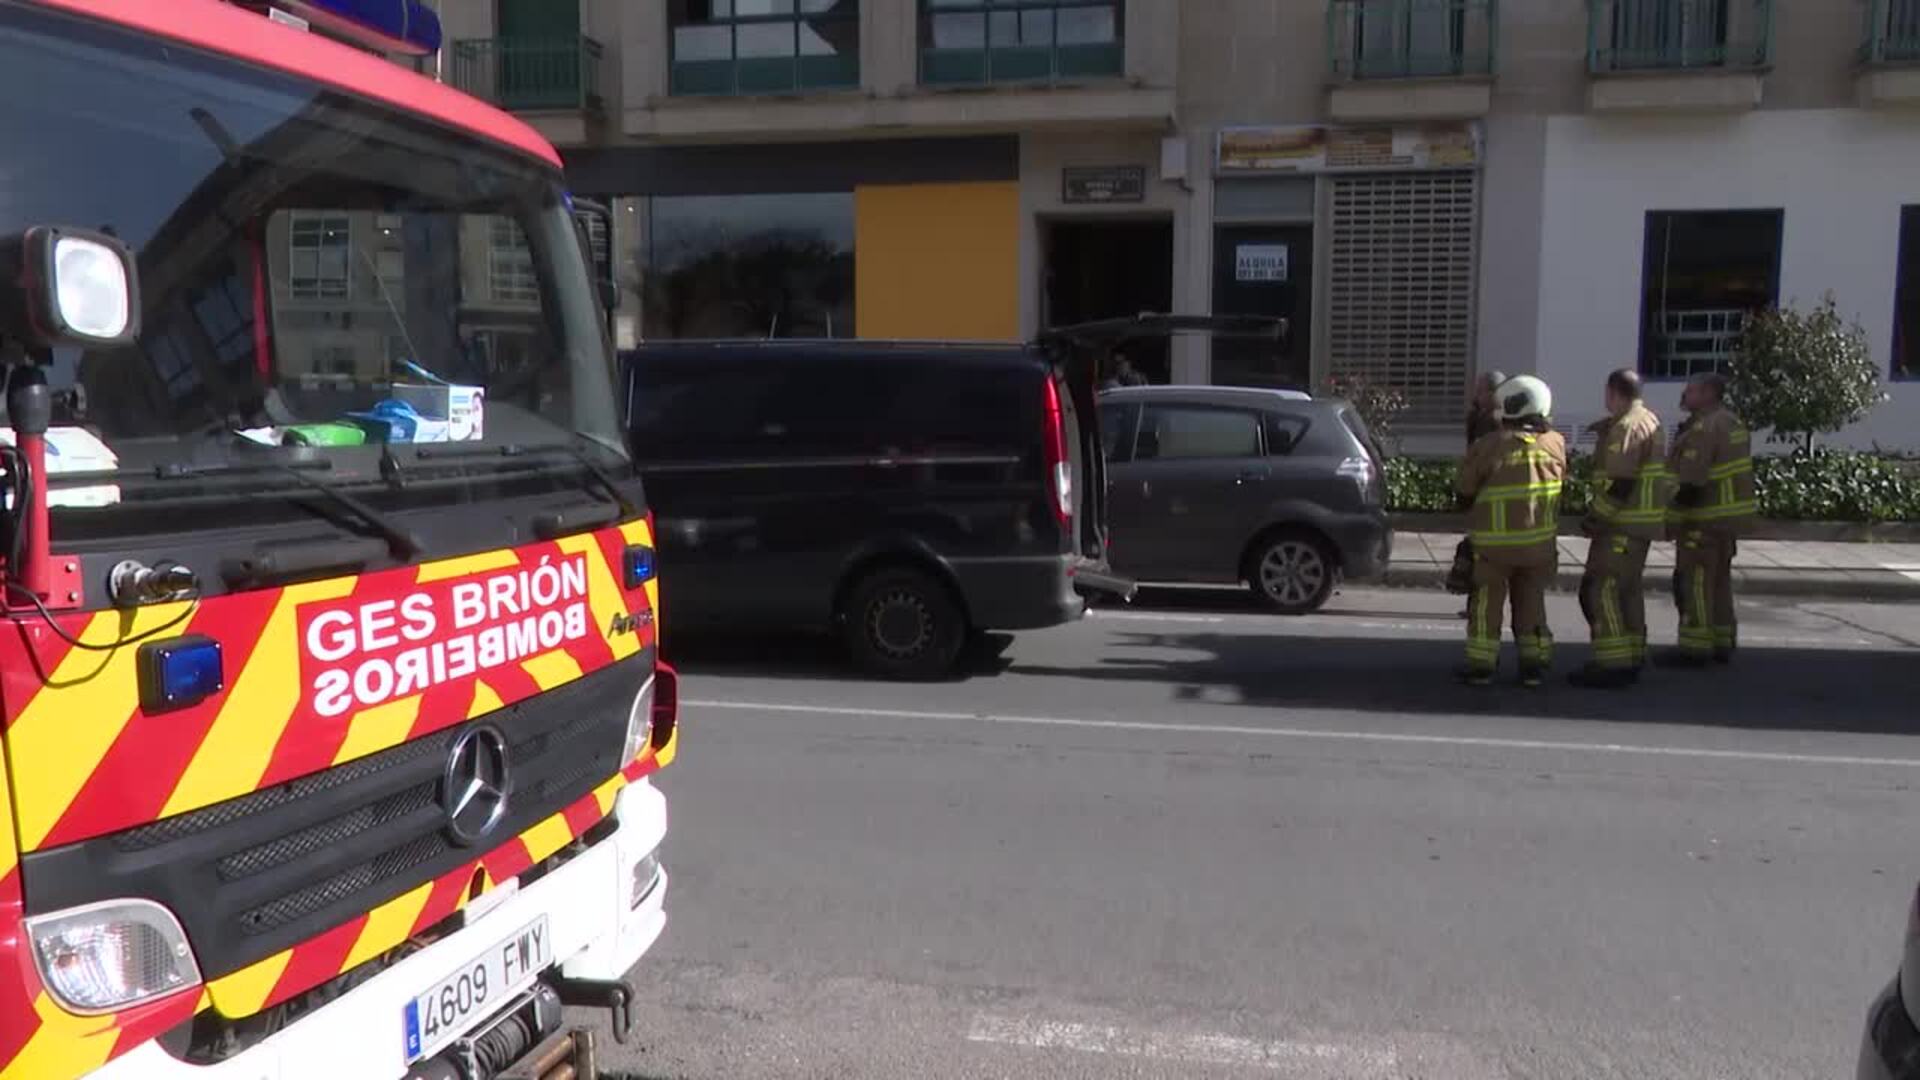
[{"left": 588, "top": 586, "right": 1920, "bottom": 1079}]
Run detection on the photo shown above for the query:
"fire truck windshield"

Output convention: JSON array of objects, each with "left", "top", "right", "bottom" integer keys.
[{"left": 0, "top": 4, "right": 624, "bottom": 544}]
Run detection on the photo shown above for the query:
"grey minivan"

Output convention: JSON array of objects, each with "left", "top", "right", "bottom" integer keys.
[{"left": 1097, "top": 386, "right": 1392, "bottom": 613}]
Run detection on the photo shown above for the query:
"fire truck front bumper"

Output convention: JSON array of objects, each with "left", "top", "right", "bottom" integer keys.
[{"left": 88, "top": 779, "right": 668, "bottom": 1080}]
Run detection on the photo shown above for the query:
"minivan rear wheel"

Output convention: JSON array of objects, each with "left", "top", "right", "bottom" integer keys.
[
  {"left": 1247, "top": 531, "right": 1337, "bottom": 614},
  {"left": 842, "top": 567, "right": 967, "bottom": 680}
]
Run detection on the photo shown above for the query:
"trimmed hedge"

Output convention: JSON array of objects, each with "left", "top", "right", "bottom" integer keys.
[{"left": 1385, "top": 449, "right": 1920, "bottom": 523}]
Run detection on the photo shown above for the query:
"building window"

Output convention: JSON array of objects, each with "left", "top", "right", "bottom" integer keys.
[
  {"left": 288, "top": 213, "right": 351, "bottom": 300},
  {"left": 670, "top": 0, "right": 861, "bottom": 96},
  {"left": 1893, "top": 207, "right": 1920, "bottom": 380},
  {"left": 489, "top": 216, "right": 539, "bottom": 305},
  {"left": 643, "top": 192, "right": 854, "bottom": 339},
  {"left": 1638, "top": 209, "right": 1782, "bottom": 379},
  {"left": 921, "top": 0, "right": 1123, "bottom": 84}
]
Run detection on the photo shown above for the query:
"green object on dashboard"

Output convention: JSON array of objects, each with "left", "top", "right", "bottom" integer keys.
[{"left": 282, "top": 422, "right": 368, "bottom": 447}]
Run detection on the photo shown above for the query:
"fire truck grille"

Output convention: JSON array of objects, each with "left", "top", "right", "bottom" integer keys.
[{"left": 20, "top": 649, "right": 652, "bottom": 984}]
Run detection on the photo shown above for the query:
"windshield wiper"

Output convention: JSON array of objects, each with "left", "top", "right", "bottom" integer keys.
[
  {"left": 101, "top": 458, "right": 423, "bottom": 560},
  {"left": 413, "top": 435, "right": 638, "bottom": 517}
]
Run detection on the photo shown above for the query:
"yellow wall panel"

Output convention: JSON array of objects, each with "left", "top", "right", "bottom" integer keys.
[{"left": 854, "top": 182, "right": 1021, "bottom": 341}]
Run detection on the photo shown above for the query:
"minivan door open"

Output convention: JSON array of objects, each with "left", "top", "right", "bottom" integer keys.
[{"left": 1036, "top": 314, "right": 1287, "bottom": 603}]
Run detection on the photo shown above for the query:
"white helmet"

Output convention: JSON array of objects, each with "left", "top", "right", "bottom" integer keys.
[{"left": 1495, "top": 375, "right": 1552, "bottom": 423}]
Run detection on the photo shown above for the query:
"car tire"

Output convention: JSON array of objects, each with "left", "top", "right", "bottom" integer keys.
[
  {"left": 841, "top": 567, "right": 967, "bottom": 680},
  {"left": 1246, "top": 531, "right": 1337, "bottom": 614}
]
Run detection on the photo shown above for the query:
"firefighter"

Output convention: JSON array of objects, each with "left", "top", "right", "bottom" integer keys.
[
  {"left": 1457, "top": 375, "right": 1568, "bottom": 688},
  {"left": 1663, "top": 371, "right": 1756, "bottom": 666},
  {"left": 1445, "top": 369, "right": 1508, "bottom": 599},
  {"left": 1569, "top": 369, "right": 1672, "bottom": 689}
]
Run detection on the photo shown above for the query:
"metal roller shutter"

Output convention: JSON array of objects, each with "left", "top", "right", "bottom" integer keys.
[{"left": 1327, "top": 170, "right": 1480, "bottom": 424}]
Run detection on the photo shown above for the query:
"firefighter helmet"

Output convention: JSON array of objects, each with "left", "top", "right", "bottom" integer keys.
[{"left": 1495, "top": 375, "right": 1553, "bottom": 423}]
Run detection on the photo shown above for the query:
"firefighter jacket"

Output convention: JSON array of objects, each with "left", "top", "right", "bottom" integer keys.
[
  {"left": 1587, "top": 401, "right": 1672, "bottom": 540},
  {"left": 1667, "top": 403, "right": 1756, "bottom": 532},
  {"left": 1459, "top": 425, "right": 1568, "bottom": 563}
]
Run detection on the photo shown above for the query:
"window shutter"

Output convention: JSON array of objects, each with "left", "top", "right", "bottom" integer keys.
[{"left": 1326, "top": 171, "right": 1480, "bottom": 424}]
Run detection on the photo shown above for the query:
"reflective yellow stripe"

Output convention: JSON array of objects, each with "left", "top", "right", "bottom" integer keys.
[
  {"left": 1473, "top": 523, "right": 1559, "bottom": 547},
  {"left": 1708, "top": 458, "right": 1752, "bottom": 479},
  {"left": 1479, "top": 481, "right": 1564, "bottom": 498}
]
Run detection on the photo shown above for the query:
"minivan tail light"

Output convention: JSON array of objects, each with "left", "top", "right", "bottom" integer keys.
[
  {"left": 1043, "top": 377, "right": 1073, "bottom": 527},
  {"left": 1337, "top": 455, "right": 1378, "bottom": 503}
]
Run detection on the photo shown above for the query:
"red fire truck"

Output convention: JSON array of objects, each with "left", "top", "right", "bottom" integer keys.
[{"left": 0, "top": 2, "right": 676, "bottom": 1077}]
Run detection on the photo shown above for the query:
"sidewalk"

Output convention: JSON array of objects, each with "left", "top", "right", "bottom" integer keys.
[{"left": 1383, "top": 532, "right": 1920, "bottom": 600}]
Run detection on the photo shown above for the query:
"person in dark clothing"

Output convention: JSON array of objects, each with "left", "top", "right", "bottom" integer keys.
[
  {"left": 1448, "top": 370, "right": 1509, "bottom": 602},
  {"left": 1101, "top": 352, "right": 1149, "bottom": 390}
]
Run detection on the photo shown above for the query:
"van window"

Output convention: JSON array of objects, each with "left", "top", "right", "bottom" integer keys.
[{"left": 1136, "top": 406, "right": 1261, "bottom": 461}]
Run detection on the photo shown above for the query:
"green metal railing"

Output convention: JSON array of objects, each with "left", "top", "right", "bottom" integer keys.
[
  {"left": 1327, "top": 0, "right": 1497, "bottom": 80},
  {"left": 450, "top": 36, "right": 605, "bottom": 112},
  {"left": 1586, "top": 0, "right": 1772, "bottom": 73},
  {"left": 920, "top": 0, "right": 1124, "bottom": 85},
  {"left": 670, "top": 7, "right": 861, "bottom": 96},
  {"left": 1861, "top": 0, "right": 1920, "bottom": 64}
]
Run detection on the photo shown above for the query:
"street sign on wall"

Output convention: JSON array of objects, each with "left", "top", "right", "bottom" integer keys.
[{"left": 1062, "top": 165, "right": 1147, "bottom": 204}]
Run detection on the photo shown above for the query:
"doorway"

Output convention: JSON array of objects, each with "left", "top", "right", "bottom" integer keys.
[
  {"left": 1212, "top": 224, "right": 1313, "bottom": 391},
  {"left": 1045, "top": 219, "right": 1174, "bottom": 384}
]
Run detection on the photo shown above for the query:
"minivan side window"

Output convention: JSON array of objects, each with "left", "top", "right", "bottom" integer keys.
[
  {"left": 1263, "top": 413, "right": 1309, "bottom": 456},
  {"left": 1136, "top": 406, "right": 1261, "bottom": 461},
  {"left": 1098, "top": 402, "right": 1136, "bottom": 461}
]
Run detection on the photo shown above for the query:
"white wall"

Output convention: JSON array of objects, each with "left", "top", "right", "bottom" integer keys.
[{"left": 1528, "top": 108, "right": 1920, "bottom": 451}]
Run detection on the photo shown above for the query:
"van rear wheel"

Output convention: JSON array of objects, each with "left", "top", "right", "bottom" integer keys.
[
  {"left": 842, "top": 567, "right": 967, "bottom": 680},
  {"left": 1247, "top": 531, "right": 1336, "bottom": 614}
]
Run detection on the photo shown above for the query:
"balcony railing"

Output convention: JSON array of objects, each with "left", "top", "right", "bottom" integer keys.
[
  {"left": 1587, "top": 0, "right": 1772, "bottom": 73},
  {"left": 450, "top": 36, "right": 605, "bottom": 112},
  {"left": 1861, "top": 0, "right": 1920, "bottom": 64},
  {"left": 670, "top": 7, "right": 861, "bottom": 96},
  {"left": 920, "top": 0, "right": 1124, "bottom": 85},
  {"left": 1327, "top": 0, "right": 1497, "bottom": 80}
]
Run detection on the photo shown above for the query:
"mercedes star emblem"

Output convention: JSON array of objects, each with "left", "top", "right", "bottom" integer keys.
[{"left": 442, "top": 725, "right": 512, "bottom": 846}]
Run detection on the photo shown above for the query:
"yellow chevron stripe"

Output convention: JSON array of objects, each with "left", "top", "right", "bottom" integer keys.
[
  {"left": 342, "top": 879, "right": 435, "bottom": 971},
  {"left": 521, "top": 811, "right": 577, "bottom": 865},
  {"left": 521, "top": 649, "right": 583, "bottom": 691},
  {"left": 10, "top": 601, "right": 194, "bottom": 850},
  {"left": 0, "top": 993, "right": 120, "bottom": 1080},
  {"left": 206, "top": 948, "right": 293, "bottom": 1018},
  {"left": 415, "top": 548, "right": 521, "bottom": 584},
  {"left": 655, "top": 723, "right": 680, "bottom": 768},
  {"left": 557, "top": 533, "right": 641, "bottom": 664},
  {"left": 165, "top": 578, "right": 358, "bottom": 818},
  {"left": 0, "top": 741, "right": 16, "bottom": 884},
  {"left": 331, "top": 694, "right": 425, "bottom": 767},
  {"left": 591, "top": 774, "right": 628, "bottom": 816},
  {"left": 468, "top": 679, "right": 505, "bottom": 719}
]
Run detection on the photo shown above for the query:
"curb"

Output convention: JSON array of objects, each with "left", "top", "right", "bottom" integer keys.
[
  {"left": 1390, "top": 512, "right": 1920, "bottom": 544},
  {"left": 1379, "top": 565, "right": 1920, "bottom": 602}
]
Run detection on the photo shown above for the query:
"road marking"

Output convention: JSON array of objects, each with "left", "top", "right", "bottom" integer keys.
[
  {"left": 686, "top": 699, "right": 1920, "bottom": 769},
  {"left": 966, "top": 1014, "right": 1396, "bottom": 1074},
  {"left": 1089, "top": 610, "right": 1228, "bottom": 624}
]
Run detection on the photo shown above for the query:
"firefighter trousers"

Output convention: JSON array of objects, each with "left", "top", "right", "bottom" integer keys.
[
  {"left": 1581, "top": 531, "right": 1651, "bottom": 670},
  {"left": 1674, "top": 527, "right": 1737, "bottom": 658},
  {"left": 1465, "top": 555, "right": 1554, "bottom": 675}
]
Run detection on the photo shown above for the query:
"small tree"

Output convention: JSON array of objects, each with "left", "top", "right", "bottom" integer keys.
[
  {"left": 1320, "top": 371, "right": 1410, "bottom": 453},
  {"left": 1728, "top": 296, "right": 1886, "bottom": 455}
]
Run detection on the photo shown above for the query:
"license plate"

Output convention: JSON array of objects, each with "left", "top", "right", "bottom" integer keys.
[{"left": 402, "top": 916, "right": 551, "bottom": 1064}]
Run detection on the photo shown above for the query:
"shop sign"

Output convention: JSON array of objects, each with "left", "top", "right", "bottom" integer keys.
[
  {"left": 1216, "top": 122, "right": 1481, "bottom": 173},
  {"left": 1062, "top": 165, "right": 1147, "bottom": 204},
  {"left": 1234, "top": 244, "right": 1289, "bottom": 283}
]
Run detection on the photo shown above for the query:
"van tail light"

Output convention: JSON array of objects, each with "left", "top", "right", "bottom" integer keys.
[{"left": 1042, "top": 377, "right": 1073, "bottom": 527}]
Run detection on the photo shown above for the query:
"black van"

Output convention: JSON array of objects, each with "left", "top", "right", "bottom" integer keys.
[{"left": 621, "top": 339, "right": 1115, "bottom": 678}]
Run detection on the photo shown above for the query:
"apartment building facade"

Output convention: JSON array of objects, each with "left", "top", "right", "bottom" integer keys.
[{"left": 429, "top": 0, "right": 1920, "bottom": 446}]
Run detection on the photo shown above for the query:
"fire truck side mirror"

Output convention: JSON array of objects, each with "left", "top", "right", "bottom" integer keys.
[{"left": 0, "top": 225, "right": 142, "bottom": 351}]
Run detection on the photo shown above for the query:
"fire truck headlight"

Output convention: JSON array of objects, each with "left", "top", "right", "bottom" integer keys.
[
  {"left": 26, "top": 899, "right": 201, "bottom": 1014},
  {"left": 622, "top": 675, "right": 656, "bottom": 765},
  {"left": 52, "top": 234, "right": 133, "bottom": 340}
]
